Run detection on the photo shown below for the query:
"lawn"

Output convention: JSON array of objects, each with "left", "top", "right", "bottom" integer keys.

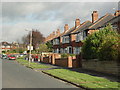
[
  {"left": 43, "top": 69, "right": 119, "bottom": 89},
  {"left": 16, "top": 59, "right": 51, "bottom": 69}
]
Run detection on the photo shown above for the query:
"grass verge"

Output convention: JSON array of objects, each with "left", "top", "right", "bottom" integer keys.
[
  {"left": 16, "top": 59, "right": 51, "bottom": 69},
  {"left": 43, "top": 69, "right": 119, "bottom": 89}
]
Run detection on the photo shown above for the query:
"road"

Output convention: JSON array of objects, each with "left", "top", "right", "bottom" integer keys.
[{"left": 2, "top": 59, "right": 78, "bottom": 88}]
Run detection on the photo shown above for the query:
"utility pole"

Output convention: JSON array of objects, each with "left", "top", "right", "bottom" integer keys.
[
  {"left": 25, "top": 29, "right": 32, "bottom": 66},
  {"left": 29, "top": 30, "right": 32, "bottom": 66}
]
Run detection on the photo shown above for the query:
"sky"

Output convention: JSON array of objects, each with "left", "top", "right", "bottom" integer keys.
[{"left": 0, "top": 0, "right": 119, "bottom": 43}]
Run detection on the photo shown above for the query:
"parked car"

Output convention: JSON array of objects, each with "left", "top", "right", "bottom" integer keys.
[
  {"left": 2, "top": 54, "right": 7, "bottom": 59},
  {"left": 7, "top": 55, "right": 16, "bottom": 60},
  {"left": 0, "top": 54, "right": 2, "bottom": 58}
]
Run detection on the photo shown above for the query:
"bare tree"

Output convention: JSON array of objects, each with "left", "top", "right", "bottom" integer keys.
[{"left": 22, "top": 29, "right": 45, "bottom": 50}]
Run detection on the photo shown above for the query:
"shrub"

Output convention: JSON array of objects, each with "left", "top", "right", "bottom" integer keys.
[
  {"left": 82, "top": 24, "right": 120, "bottom": 61},
  {"left": 61, "top": 53, "right": 68, "bottom": 58},
  {"left": 61, "top": 53, "right": 76, "bottom": 58}
]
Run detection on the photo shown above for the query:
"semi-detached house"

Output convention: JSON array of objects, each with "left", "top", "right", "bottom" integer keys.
[{"left": 45, "top": 10, "right": 120, "bottom": 54}]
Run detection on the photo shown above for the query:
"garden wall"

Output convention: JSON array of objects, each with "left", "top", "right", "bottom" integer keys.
[
  {"left": 82, "top": 60, "right": 119, "bottom": 76},
  {"left": 42, "top": 57, "right": 49, "bottom": 63},
  {"left": 55, "top": 58, "right": 68, "bottom": 67}
]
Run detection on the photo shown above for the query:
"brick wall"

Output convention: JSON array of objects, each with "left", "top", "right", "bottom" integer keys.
[
  {"left": 55, "top": 58, "right": 68, "bottom": 67},
  {"left": 42, "top": 57, "right": 49, "bottom": 63},
  {"left": 39, "top": 53, "right": 82, "bottom": 68},
  {"left": 82, "top": 60, "right": 119, "bottom": 76}
]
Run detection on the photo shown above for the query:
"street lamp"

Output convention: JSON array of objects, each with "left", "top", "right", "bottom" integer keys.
[{"left": 25, "top": 29, "right": 33, "bottom": 66}]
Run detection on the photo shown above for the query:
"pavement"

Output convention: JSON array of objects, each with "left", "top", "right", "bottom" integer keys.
[{"left": 2, "top": 59, "right": 78, "bottom": 88}]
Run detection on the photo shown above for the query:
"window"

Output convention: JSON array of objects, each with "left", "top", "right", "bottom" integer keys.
[
  {"left": 53, "top": 38, "right": 60, "bottom": 45},
  {"left": 83, "top": 31, "right": 87, "bottom": 39},
  {"left": 63, "top": 48, "right": 68, "bottom": 53},
  {"left": 60, "top": 48, "right": 64, "bottom": 53},
  {"left": 57, "top": 48, "right": 59, "bottom": 53},
  {"left": 53, "top": 49, "right": 55, "bottom": 53},
  {"left": 73, "top": 47, "right": 81, "bottom": 54},
  {"left": 67, "top": 46, "right": 72, "bottom": 54},
  {"left": 62, "top": 36, "right": 70, "bottom": 43},
  {"left": 76, "top": 34, "right": 79, "bottom": 42},
  {"left": 76, "top": 32, "right": 84, "bottom": 42},
  {"left": 54, "top": 48, "right": 60, "bottom": 53}
]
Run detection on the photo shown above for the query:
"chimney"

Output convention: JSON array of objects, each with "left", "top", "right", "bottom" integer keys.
[
  {"left": 75, "top": 18, "right": 80, "bottom": 28},
  {"left": 52, "top": 31, "right": 55, "bottom": 37},
  {"left": 56, "top": 29, "right": 60, "bottom": 36},
  {"left": 114, "top": 10, "right": 120, "bottom": 16},
  {"left": 64, "top": 24, "right": 69, "bottom": 32},
  {"left": 92, "top": 11, "right": 98, "bottom": 23}
]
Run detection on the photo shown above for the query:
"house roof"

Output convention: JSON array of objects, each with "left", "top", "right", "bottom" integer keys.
[
  {"left": 88, "top": 13, "right": 114, "bottom": 30},
  {"left": 104, "top": 15, "right": 120, "bottom": 25},
  {"left": 1, "top": 42, "right": 11, "bottom": 46},
  {"left": 62, "top": 27, "right": 76, "bottom": 36},
  {"left": 62, "top": 21, "right": 92, "bottom": 36},
  {"left": 71, "top": 21, "right": 93, "bottom": 34},
  {"left": 54, "top": 26, "right": 76, "bottom": 38}
]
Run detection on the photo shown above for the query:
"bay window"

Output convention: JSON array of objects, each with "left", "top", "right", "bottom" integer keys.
[
  {"left": 62, "top": 36, "right": 70, "bottom": 43},
  {"left": 73, "top": 47, "right": 82, "bottom": 54},
  {"left": 75, "top": 32, "right": 84, "bottom": 42}
]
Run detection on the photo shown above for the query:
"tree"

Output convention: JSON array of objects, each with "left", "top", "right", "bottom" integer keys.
[
  {"left": 46, "top": 41, "right": 53, "bottom": 52},
  {"left": 98, "top": 33, "right": 120, "bottom": 61},
  {"left": 37, "top": 43, "right": 49, "bottom": 52},
  {"left": 82, "top": 24, "right": 120, "bottom": 61},
  {"left": 32, "top": 30, "right": 45, "bottom": 50},
  {"left": 22, "top": 29, "right": 45, "bottom": 50}
]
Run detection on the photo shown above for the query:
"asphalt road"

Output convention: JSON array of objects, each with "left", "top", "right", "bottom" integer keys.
[{"left": 2, "top": 59, "right": 78, "bottom": 88}]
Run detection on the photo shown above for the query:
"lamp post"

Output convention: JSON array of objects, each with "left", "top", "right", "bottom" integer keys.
[{"left": 25, "top": 29, "right": 32, "bottom": 66}]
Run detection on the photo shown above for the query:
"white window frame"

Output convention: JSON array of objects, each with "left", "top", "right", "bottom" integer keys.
[
  {"left": 53, "top": 38, "right": 60, "bottom": 45},
  {"left": 60, "top": 48, "right": 64, "bottom": 53},
  {"left": 73, "top": 47, "right": 82, "bottom": 54},
  {"left": 62, "top": 36, "right": 70, "bottom": 43},
  {"left": 75, "top": 34, "right": 79, "bottom": 42},
  {"left": 67, "top": 46, "right": 72, "bottom": 54},
  {"left": 75, "top": 32, "right": 83, "bottom": 42}
]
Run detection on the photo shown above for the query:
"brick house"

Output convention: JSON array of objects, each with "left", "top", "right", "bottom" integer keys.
[
  {"left": 103, "top": 10, "right": 120, "bottom": 33},
  {"left": 87, "top": 11, "right": 114, "bottom": 34},
  {"left": 45, "top": 10, "right": 120, "bottom": 54},
  {"left": 0, "top": 42, "right": 11, "bottom": 53}
]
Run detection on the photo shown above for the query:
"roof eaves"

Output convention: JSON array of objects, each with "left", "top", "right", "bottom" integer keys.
[
  {"left": 71, "top": 21, "right": 92, "bottom": 34},
  {"left": 62, "top": 27, "right": 75, "bottom": 36},
  {"left": 88, "top": 14, "right": 110, "bottom": 29}
]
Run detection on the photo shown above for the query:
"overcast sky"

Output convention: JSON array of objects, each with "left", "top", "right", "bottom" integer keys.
[{"left": 1, "top": 1, "right": 119, "bottom": 43}]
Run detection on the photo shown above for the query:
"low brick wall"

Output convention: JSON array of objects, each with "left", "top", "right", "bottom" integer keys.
[
  {"left": 82, "top": 60, "right": 119, "bottom": 76},
  {"left": 42, "top": 57, "right": 49, "bottom": 63},
  {"left": 55, "top": 58, "right": 68, "bottom": 67},
  {"left": 72, "top": 60, "right": 78, "bottom": 68},
  {"left": 39, "top": 53, "right": 82, "bottom": 68}
]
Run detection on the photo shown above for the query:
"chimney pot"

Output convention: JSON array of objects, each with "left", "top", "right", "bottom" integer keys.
[
  {"left": 75, "top": 18, "right": 80, "bottom": 28},
  {"left": 56, "top": 29, "right": 60, "bottom": 36},
  {"left": 64, "top": 24, "right": 69, "bottom": 32}
]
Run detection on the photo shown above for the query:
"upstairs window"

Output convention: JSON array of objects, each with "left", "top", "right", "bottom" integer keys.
[
  {"left": 53, "top": 38, "right": 60, "bottom": 45},
  {"left": 75, "top": 32, "right": 84, "bottom": 42},
  {"left": 62, "top": 36, "right": 70, "bottom": 43}
]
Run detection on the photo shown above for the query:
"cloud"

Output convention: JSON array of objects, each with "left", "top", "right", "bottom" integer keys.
[
  {"left": 2, "top": 20, "right": 63, "bottom": 42},
  {"left": 1, "top": 2, "right": 118, "bottom": 43}
]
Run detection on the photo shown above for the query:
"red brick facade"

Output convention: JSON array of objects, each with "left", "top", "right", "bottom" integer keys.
[{"left": 45, "top": 10, "right": 120, "bottom": 54}]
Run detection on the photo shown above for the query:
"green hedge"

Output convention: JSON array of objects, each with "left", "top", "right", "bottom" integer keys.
[{"left": 82, "top": 24, "right": 120, "bottom": 61}]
